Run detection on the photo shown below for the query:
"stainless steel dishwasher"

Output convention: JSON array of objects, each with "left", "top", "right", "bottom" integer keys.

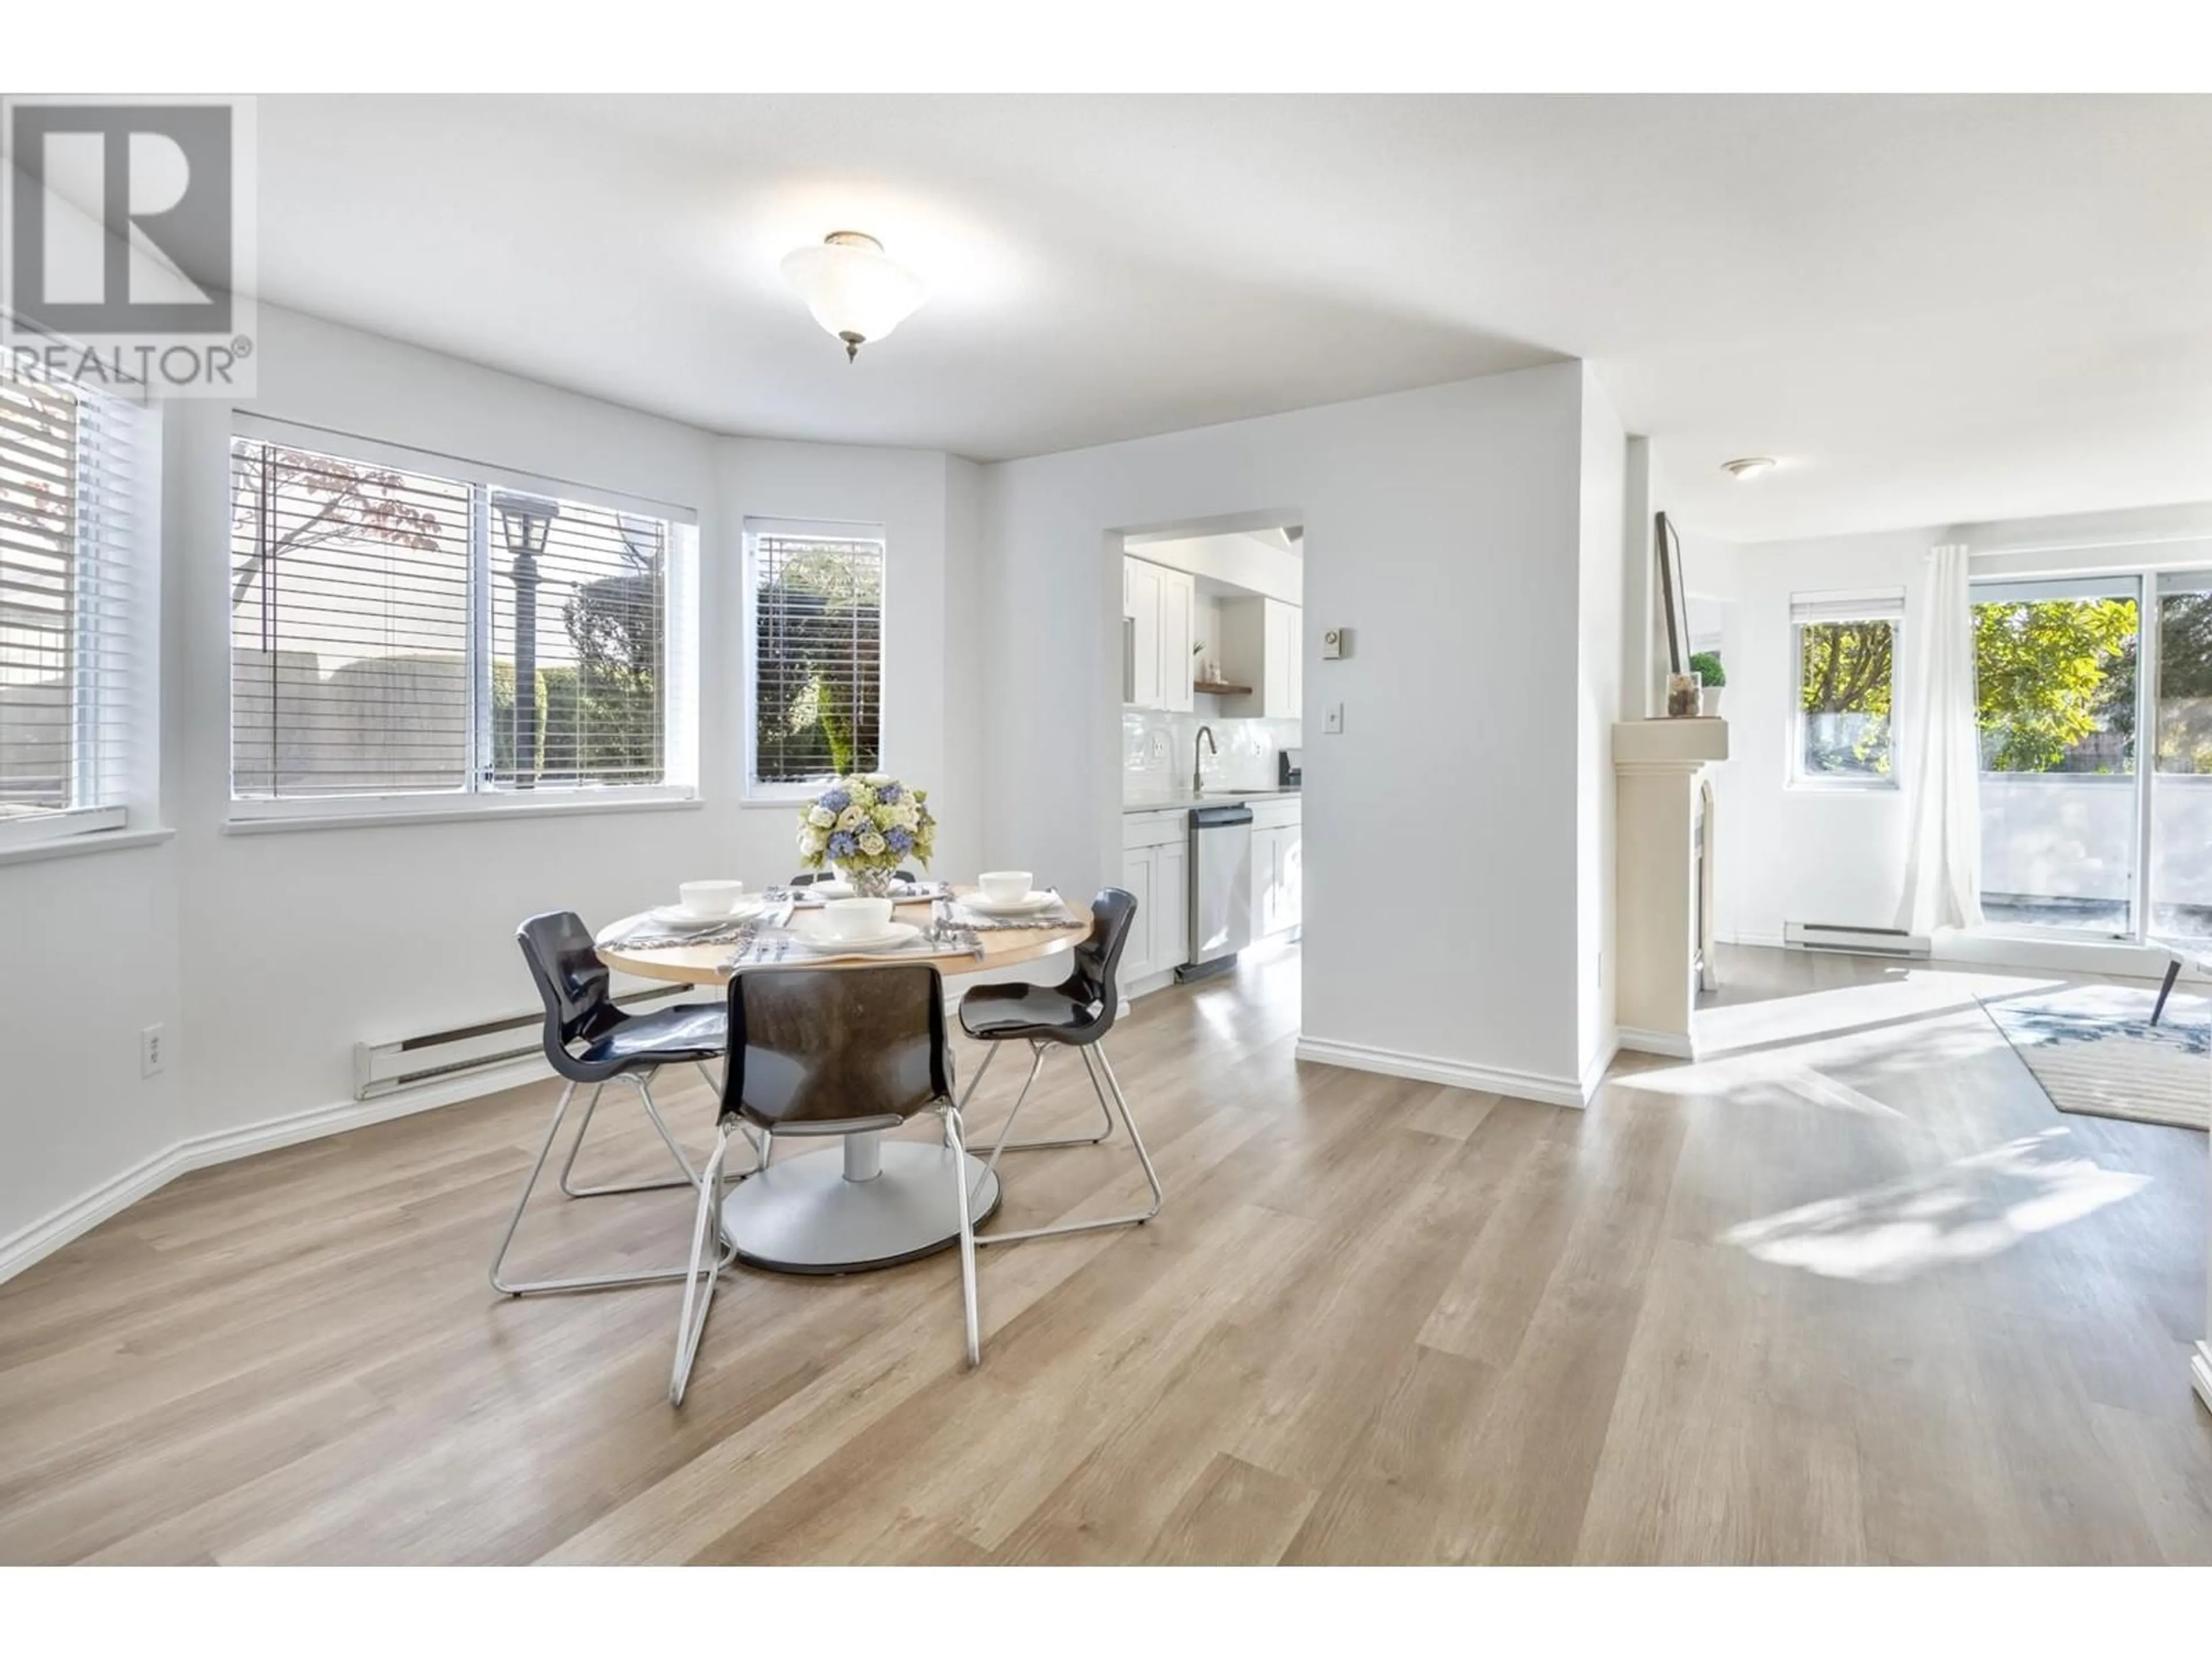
[{"left": 1177, "top": 804, "right": 1254, "bottom": 982}]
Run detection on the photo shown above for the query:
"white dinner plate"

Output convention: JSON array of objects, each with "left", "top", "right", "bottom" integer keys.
[
  {"left": 649, "top": 899, "right": 765, "bottom": 930},
  {"left": 963, "top": 889, "right": 1059, "bottom": 916},
  {"left": 797, "top": 921, "right": 922, "bottom": 955}
]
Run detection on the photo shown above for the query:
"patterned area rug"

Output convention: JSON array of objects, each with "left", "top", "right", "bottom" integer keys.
[{"left": 1980, "top": 982, "right": 2210, "bottom": 1132}]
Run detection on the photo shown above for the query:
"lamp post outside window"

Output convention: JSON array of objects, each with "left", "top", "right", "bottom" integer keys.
[{"left": 493, "top": 492, "right": 560, "bottom": 788}]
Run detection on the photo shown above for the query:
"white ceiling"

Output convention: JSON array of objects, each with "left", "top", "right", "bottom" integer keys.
[{"left": 255, "top": 95, "right": 2212, "bottom": 543}]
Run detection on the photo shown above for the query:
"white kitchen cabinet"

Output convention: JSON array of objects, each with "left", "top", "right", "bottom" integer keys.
[
  {"left": 1220, "top": 596, "right": 1302, "bottom": 719},
  {"left": 1120, "top": 807, "right": 1191, "bottom": 995},
  {"left": 1248, "top": 797, "right": 1303, "bottom": 939},
  {"left": 1158, "top": 565, "right": 1194, "bottom": 711},
  {"left": 1154, "top": 835, "right": 1189, "bottom": 975},
  {"left": 1119, "top": 845, "right": 1158, "bottom": 986},
  {"left": 1122, "top": 557, "right": 1195, "bottom": 713}
]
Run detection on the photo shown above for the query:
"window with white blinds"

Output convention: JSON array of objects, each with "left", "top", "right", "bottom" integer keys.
[
  {"left": 747, "top": 528, "right": 883, "bottom": 791},
  {"left": 1, "top": 368, "right": 149, "bottom": 847},
  {"left": 229, "top": 427, "right": 692, "bottom": 815}
]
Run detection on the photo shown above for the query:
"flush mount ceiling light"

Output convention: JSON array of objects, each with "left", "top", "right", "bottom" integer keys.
[
  {"left": 779, "top": 231, "right": 926, "bottom": 363},
  {"left": 1721, "top": 456, "right": 1778, "bottom": 479}
]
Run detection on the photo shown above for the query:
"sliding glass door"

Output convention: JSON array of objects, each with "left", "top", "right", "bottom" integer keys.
[
  {"left": 1972, "top": 575, "right": 2139, "bottom": 937},
  {"left": 1970, "top": 565, "right": 2212, "bottom": 946},
  {"left": 2152, "top": 571, "right": 2212, "bottom": 944}
]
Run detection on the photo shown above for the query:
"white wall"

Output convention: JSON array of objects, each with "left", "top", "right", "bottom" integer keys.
[
  {"left": 1716, "top": 525, "right": 1926, "bottom": 943},
  {"left": 1577, "top": 366, "right": 1627, "bottom": 1079},
  {"left": 1, "top": 305, "right": 987, "bottom": 1269},
  {"left": 978, "top": 363, "right": 1597, "bottom": 1098}
]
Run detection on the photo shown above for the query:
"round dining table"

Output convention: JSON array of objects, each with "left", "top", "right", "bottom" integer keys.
[{"left": 596, "top": 889, "right": 1093, "bottom": 1275}]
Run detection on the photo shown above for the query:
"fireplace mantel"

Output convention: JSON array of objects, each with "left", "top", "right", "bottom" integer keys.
[{"left": 1614, "top": 718, "right": 1728, "bottom": 1057}]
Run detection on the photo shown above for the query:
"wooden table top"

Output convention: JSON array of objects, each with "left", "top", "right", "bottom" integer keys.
[{"left": 595, "top": 888, "right": 1093, "bottom": 987}]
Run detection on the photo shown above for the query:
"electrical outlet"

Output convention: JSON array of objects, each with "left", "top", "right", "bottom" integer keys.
[
  {"left": 141, "top": 1023, "right": 167, "bottom": 1078},
  {"left": 1324, "top": 702, "right": 1344, "bottom": 734}
]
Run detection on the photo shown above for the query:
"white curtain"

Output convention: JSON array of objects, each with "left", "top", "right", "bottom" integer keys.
[{"left": 1896, "top": 543, "right": 1985, "bottom": 934}]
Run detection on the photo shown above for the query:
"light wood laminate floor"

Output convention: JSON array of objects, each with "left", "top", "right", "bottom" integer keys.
[{"left": 1, "top": 942, "right": 2207, "bottom": 1564}]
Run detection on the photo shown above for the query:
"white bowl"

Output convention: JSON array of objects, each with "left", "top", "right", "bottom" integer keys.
[
  {"left": 824, "top": 896, "right": 895, "bottom": 939},
  {"left": 812, "top": 880, "right": 856, "bottom": 900},
  {"left": 979, "top": 869, "right": 1033, "bottom": 907},
  {"left": 679, "top": 880, "right": 746, "bottom": 917}
]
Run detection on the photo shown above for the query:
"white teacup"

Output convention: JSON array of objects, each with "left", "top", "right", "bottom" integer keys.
[
  {"left": 679, "top": 880, "right": 745, "bottom": 917},
  {"left": 823, "top": 896, "right": 894, "bottom": 939},
  {"left": 978, "top": 870, "right": 1033, "bottom": 906}
]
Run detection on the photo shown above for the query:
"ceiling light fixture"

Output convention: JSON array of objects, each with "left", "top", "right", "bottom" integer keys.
[
  {"left": 1721, "top": 456, "right": 1778, "bottom": 479},
  {"left": 779, "top": 231, "right": 926, "bottom": 363}
]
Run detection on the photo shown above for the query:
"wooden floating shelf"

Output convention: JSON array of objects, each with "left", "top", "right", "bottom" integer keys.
[{"left": 1192, "top": 679, "right": 1253, "bottom": 696}]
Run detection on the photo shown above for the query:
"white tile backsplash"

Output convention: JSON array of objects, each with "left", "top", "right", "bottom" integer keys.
[{"left": 1123, "top": 709, "right": 1302, "bottom": 802}]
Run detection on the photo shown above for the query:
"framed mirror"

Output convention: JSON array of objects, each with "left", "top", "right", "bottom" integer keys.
[{"left": 1656, "top": 510, "right": 1691, "bottom": 675}]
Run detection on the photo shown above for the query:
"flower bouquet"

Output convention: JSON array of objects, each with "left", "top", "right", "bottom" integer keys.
[{"left": 795, "top": 774, "right": 937, "bottom": 897}]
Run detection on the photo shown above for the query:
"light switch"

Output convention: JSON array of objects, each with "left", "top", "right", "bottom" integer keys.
[{"left": 1324, "top": 702, "right": 1344, "bottom": 734}]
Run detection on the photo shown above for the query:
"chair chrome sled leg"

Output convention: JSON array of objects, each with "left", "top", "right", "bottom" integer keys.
[
  {"left": 491, "top": 1078, "right": 738, "bottom": 1298},
  {"left": 973, "top": 1041, "right": 1163, "bottom": 1247},
  {"left": 556, "top": 1073, "right": 700, "bottom": 1198},
  {"left": 957, "top": 1039, "right": 1114, "bottom": 1171},
  {"left": 944, "top": 1102, "right": 982, "bottom": 1368},
  {"left": 669, "top": 1124, "right": 737, "bottom": 1406}
]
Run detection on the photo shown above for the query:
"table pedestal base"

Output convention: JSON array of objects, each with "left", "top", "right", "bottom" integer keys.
[{"left": 721, "top": 1138, "right": 1002, "bottom": 1275}]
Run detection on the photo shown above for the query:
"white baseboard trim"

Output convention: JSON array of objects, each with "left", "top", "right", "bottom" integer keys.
[
  {"left": 0, "top": 1055, "right": 553, "bottom": 1289},
  {"left": 1580, "top": 1033, "right": 1619, "bottom": 1101},
  {"left": 1123, "top": 967, "right": 1179, "bottom": 1002},
  {"left": 2192, "top": 1342, "right": 2212, "bottom": 1419},
  {"left": 1293, "top": 1036, "right": 1589, "bottom": 1110},
  {"left": 1714, "top": 929, "right": 1787, "bottom": 950},
  {"left": 1618, "top": 1025, "right": 1695, "bottom": 1059}
]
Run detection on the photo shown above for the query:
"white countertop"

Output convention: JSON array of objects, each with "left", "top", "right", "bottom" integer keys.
[{"left": 1123, "top": 787, "right": 1301, "bottom": 814}]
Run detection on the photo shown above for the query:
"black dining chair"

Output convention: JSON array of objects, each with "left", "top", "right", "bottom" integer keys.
[
  {"left": 490, "top": 910, "right": 743, "bottom": 1298},
  {"left": 669, "top": 963, "right": 977, "bottom": 1403},
  {"left": 952, "top": 888, "right": 1162, "bottom": 1246}
]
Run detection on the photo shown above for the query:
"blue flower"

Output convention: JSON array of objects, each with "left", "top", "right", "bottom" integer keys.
[
  {"left": 827, "top": 830, "right": 858, "bottom": 859},
  {"left": 884, "top": 825, "right": 914, "bottom": 854},
  {"left": 876, "top": 781, "right": 902, "bottom": 803},
  {"left": 819, "top": 787, "right": 851, "bottom": 812}
]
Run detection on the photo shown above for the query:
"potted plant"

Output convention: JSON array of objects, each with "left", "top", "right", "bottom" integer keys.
[
  {"left": 1689, "top": 651, "right": 1726, "bottom": 716},
  {"left": 795, "top": 773, "right": 937, "bottom": 897}
]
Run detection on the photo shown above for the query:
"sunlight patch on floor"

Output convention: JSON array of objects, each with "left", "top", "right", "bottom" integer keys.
[
  {"left": 1694, "top": 967, "right": 2063, "bottom": 1057},
  {"left": 1718, "top": 1127, "right": 2149, "bottom": 1282}
]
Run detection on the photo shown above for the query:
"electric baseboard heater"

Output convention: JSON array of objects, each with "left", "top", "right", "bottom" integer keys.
[{"left": 1784, "top": 921, "right": 1931, "bottom": 959}]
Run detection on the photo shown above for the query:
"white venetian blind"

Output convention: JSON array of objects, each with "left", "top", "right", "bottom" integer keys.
[
  {"left": 231, "top": 438, "right": 476, "bottom": 798},
  {"left": 229, "top": 427, "right": 688, "bottom": 806},
  {"left": 0, "top": 368, "right": 143, "bottom": 835},
  {"left": 487, "top": 494, "right": 667, "bottom": 790},
  {"left": 750, "top": 531, "right": 883, "bottom": 786}
]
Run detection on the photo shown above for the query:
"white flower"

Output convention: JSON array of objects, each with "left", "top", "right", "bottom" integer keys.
[
  {"left": 808, "top": 824, "right": 831, "bottom": 851},
  {"left": 807, "top": 804, "right": 836, "bottom": 828},
  {"left": 892, "top": 801, "right": 919, "bottom": 829},
  {"left": 870, "top": 804, "right": 897, "bottom": 830},
  {"left": 836, "top": 805, "right": 866, "bottom": 832},
  {"left": 858, "top": 830, "right": 888, "bottom": 856}
]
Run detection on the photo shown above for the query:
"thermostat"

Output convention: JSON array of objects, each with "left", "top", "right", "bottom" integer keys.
[{"left": 1321, "top": 627, "right": 1348, "bottom": 660}]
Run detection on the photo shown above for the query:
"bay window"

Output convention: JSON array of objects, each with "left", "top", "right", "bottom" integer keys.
[
  {"left": 0, "top": 366, "right": 153, "bottom": 851},
  {"left": 228, "top": 421, "right": 696, "bottom": 820}
]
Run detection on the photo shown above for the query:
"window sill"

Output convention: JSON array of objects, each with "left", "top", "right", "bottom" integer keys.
[
  {"left": 1785, "top": 779, "right": 1900, "bottom": 795},
  {"left": 739, "top": 791, "right": 825, "bottom": 812},
  {"left": 224, "top": 793, "right": 703, "bottom": 836},
  {"left": 0, "top": 825, "right": 176, "bottom": 869}
]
